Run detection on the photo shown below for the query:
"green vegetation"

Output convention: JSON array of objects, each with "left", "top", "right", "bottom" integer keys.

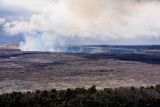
[{"left": 1, "top": 85, "right": 160, "bottom": 107}]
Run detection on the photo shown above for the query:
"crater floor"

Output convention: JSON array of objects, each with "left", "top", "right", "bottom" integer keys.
[{"left": 0, "top": 44, "right": 160, "bottom": 94}]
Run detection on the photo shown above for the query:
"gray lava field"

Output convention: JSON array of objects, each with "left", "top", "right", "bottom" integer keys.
[{"left": 0, "top": 44, "right": 160, "bottom": 94}]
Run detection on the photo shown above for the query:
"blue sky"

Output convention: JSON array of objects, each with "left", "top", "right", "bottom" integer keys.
[{"left": 1, "top": 0, "right": 160, "bottom": 46}]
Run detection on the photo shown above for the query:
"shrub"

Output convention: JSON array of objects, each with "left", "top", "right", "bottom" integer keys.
[{"left": 88, "top": 85, "right": 97, "bottom": 93}]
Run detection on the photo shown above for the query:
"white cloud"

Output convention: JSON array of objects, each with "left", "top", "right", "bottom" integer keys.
[
  {"left": 4, "top": 15, "right": 50, "bottom": 35},
  {"left": 0, "top": 0, "right": 57, "bottom": 12},
  {"left": 0, "top": 18, "right": 5, "bottom": 24},
  {"left": 4, "top": 0, "right": 160, "bottom": 38},
  {"left": 2, "top": 0, "right": 160, "bottom": 51}
]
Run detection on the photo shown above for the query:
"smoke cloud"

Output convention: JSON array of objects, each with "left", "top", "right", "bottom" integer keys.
[{"left": 2, "top": 0, "right": 160, "bottom": 51}]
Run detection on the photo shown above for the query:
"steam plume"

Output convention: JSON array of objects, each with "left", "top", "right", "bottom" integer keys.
[{"left": 3, "top": 0, "right": 160, "bottom": 51}]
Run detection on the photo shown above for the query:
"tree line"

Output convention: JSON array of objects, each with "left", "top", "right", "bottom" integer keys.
[{"left": 1, "top": 85, "right": 160, "bottom": 107}]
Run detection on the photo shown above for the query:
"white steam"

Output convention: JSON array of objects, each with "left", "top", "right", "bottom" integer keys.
[
  {"left": 2, "top": 0, "right": 160, "bottom": 51},
  {"left": 19, "top": 32, "right": 65, "bottom": 52}
]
